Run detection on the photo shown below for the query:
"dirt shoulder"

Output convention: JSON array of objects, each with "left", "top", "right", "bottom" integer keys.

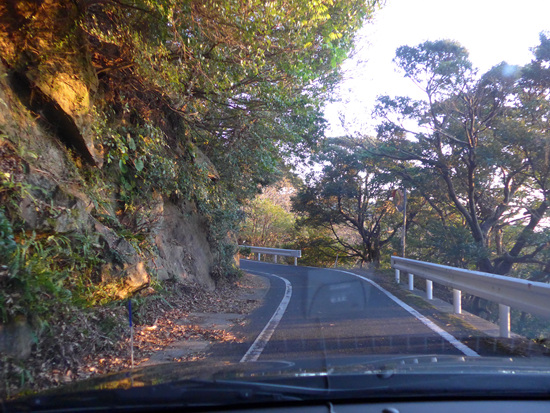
[
  {"left": 1, "top": 273, "right": 269, "bottom": 399},
  {"left": 113, "top": 272, "right": 269, "bottom": 368},
  {"left": 139, "top": 273, "right": 270, "bottom": 366}
]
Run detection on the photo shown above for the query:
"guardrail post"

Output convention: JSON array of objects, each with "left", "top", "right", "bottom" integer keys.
[
  {"left": 453, "top": 289, "right": 462, "bottom": 314},
  {"left": 395, "top": 269, "right": 400, "bottom": 283},
  {"left": 499, "top": 304, "right": 511, "bottom": 338},
  {"left": 426, "top": 280, "right": 433, "bottom": 300},
  {"left": 408, "top": 273, "right": 414, "bottom": 291},
  {"left": 257, "top": 253, "right": 261, "bottom": 261},
  {"left": 274, "top": 255, "right": 278, "bottom": 264},
  {"left": 294, "top": 257, "right": 297, "bottom": 266},
  {"left": 389, "top": 256, "right": 550, "bottom": 330}
]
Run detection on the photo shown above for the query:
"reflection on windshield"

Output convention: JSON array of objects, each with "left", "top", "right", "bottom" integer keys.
[{"left": 306, "top": 270, "right": 370, "bottom": 318}]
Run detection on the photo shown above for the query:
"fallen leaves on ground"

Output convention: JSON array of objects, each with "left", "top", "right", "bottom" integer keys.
[{"left": 1, "top": 273, "right": 263, "bottom": 399}]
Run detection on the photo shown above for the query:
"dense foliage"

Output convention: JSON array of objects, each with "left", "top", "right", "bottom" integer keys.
[
  {"left": 0, "top": 0, "right": 377, "bottom": 394},
  {"left": 373, "top": 36, "right": 550, "bottom": 277},
  {"left": 292, "top": 137, "right": 402, "bottom": 266},
  {"left": 78, "top": 0, "right": 378, "bottom": 269},
  {"left": 288, "top": 35, "right": 550, "bottom": 280},
  {"left": 0, "top": 0, "right": 379, "bottom": 336},
  {"left": 0, "top": 0, "right": 378, "bottom": 289},
  {"left": 239, "top": 178, "right": 297, "bottom": 248}
]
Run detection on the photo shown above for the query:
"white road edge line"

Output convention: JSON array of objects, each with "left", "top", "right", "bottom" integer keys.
[
  {"left": 336, "top": 270, "right": 480, "bottom": 358},
  {"left": 240, "top": 271, "right": 292, "bottom": 363}
]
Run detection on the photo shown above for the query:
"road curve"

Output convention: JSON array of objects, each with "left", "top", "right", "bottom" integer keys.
[{"left": 238, "top": 260, "right": 478, "bottom": 367}]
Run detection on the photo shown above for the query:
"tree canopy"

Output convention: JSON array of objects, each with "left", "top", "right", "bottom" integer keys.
[
  {"left": 81, "top": 0, "right": 377, "bottom": 261},
  {"left": 293, "top": 137, "right": 402, "bottom": 265},
  {"left": 373, "top": 36, "right": 550, "bottom": 277}
]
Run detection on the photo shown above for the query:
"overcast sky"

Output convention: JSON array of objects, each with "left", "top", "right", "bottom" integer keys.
[{"left": 324, "top": 0, "right": 550, "bottom": 136}]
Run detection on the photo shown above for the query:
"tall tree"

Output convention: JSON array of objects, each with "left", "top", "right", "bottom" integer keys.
[
  {"left": 293, "top": 137, "right": 402, "bottom": 265},
  {"left": 374, "top": 38, "right": 550, "bottom": 277}
]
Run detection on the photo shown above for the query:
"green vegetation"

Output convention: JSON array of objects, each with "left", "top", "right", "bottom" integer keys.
[
  {"left": 275, "top": 35, "right": 550, "bottom": 280},
  {"left": 292, "top": 138, "right": 403, "bottom": 266},
  {"left": 0, "top": 0, "right": 378, "bottom": 325},
  {"left": 0, "top": 1, "right": 379, "bottom": 395},
  {"left": 373, "top": 36, "right": 550, "bottom": 277},
  {"left": 1, "top": 0, "right": 550, "bottom": 396},
  {"left": 76, "top": 0, "right": 378, "bottom": 272},
  {"left": 240, "top": 197, "right": 296, "bottom": 247}
]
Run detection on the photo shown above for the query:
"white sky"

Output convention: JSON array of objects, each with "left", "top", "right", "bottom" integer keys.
[{"left": 324, "top": 0, "right": 550, "bottom": 136}]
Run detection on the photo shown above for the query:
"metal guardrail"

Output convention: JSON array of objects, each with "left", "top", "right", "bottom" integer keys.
[
  {"left": 238, "top": 246, "right": 301, "bottom": 266},
  {"left": 391, "top": 256, "right": 550, "bottom": 338}
]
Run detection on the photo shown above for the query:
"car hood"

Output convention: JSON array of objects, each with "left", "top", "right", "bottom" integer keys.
[
  {"left": 8, "top": 355, "right": 550, "bottom": 411},
  {"left": 52, "top": 354, "right": 550, "bottom": 388}
]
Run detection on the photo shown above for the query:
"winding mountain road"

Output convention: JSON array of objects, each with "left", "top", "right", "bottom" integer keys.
[{"left": 210, "top": 261, "right": 483, "bottom": 368}]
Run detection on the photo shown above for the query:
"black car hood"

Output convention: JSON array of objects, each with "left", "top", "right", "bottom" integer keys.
[
  {"left": 7, "top": 355, "right": 550, "bottom": 411},
  {"left": 20, "top": 355, "right": 549, "bottom": 393},
  {"left": 53, "top": 354, "right": 550, "bottom": 389}
]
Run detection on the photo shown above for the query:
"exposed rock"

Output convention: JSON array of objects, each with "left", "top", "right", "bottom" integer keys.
[
  {"left": 0, "top": 0, "right": 102, "bottom": 166},
  {"left": 100, "top": 262, "right": 116, "bottom": 283},
  {"left": 124, "top": 261, "right": 149, "bottom": 290},
  {"left": 19, "top": 195, "right": 40, "bottom": 230},
  {"left": 0, "top": 1, "right": 242, "bottom": 394},
  {"left": 153, "top": 200, "right": 215, "bottom": 290},
  {"left": 94, "top": 220, "right": 139, "bottom": 265},
  {"left": 148, "top": 190, "right": 165, "bottom": 236},
  {"left": 0, "top": 0, "right": 220, "bottom": 315},
  {"left": 7, "top": 69, "right": 99, "bottom": 166},
  {"left": 18, "top": 167, "right": 93, "bottom": 233},
  {"left": 94, "top": 220, "right": 150, "bottom": 293},
  {"left": 51, "top": 185, "right": 94, "bottom": 233}
]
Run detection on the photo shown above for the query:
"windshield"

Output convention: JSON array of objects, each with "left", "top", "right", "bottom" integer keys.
[{"left": 2, "top": 0, "right": 550, "bottom": 410}]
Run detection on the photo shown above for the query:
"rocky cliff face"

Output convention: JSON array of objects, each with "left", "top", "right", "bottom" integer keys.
[
  {"left": 0, "top": 58, "right": 218, "bottom": 291},
  {"left": 0, "top": 1, "right": 229, "bottom": 358}
]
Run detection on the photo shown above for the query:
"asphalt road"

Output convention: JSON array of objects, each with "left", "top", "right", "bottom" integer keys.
[{"left": 213, "top": 260, "right": 479, "bottom": 368}]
